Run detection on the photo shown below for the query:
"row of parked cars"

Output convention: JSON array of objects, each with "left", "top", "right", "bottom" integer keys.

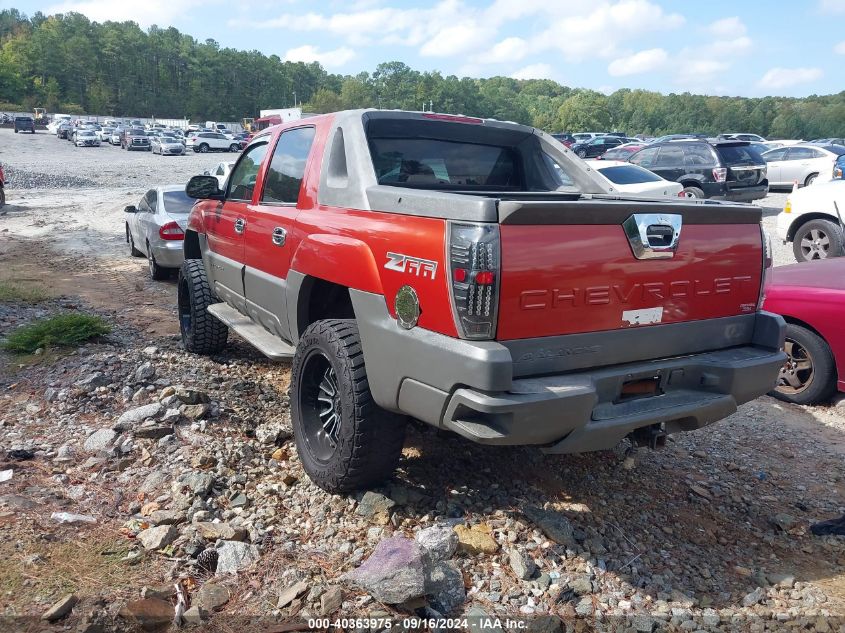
[{"left": 53, "top": 119, "right": 249, "bottom": 155}]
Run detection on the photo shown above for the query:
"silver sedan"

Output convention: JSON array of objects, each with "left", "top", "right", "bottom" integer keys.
[
  {"left": 152, "top": 135, "right": 185, "bottom": 155},
  {"left": 125, "top": 186, "right": 194, "bottom": 280}
]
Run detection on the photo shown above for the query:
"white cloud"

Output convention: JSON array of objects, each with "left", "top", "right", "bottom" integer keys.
[
  {"left": 45, "top": 0, "right": 204, "bottom": 26},
  {"left": 758, "top": 67, "right": 824, "bottom": 90},
  {"left": 473, "top": 37, "right": 529, "bottom": 64},
  {"left": 608, "top": 48, "right": 667, "bottom": 76},
  {"left": 283, "top": 45, "right": 355, "bottom": 68},
  {"left": 419, "top": 21, "right": 495, "bottom": 57},
  {"left": 707, "top": 16, "right": 746, "bottom": 38},
  {"left": 510, "top": 63, "right": 555, "bottom": 80},
  {"left": 819, "top": 0, "right": 845, "bottom": 13},
  {"left": 836, "top": 41, "right": 845, "bottom": 54}
]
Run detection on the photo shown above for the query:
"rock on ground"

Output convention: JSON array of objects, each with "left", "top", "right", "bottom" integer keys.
[
  {"left": 344, "top": 536, "right": 426, "bottom": 604},
  {"left": 522, "top": 506, "right": 576, "bottom": 547},
  {"left": 425, "top": 561, "right": 466, "bottom": 613},
  {"left": 416, "top": 525, "right": 458, "bottom": 563},
  {"left": 215, "top": 541, "right": 260, "bottom": 575},
  {"left": 41, "top": 593, "right": 78, "bottom": 621},
  {"left": 356, "top": 491, "right": 396, "bottom": 525},
  {"left": 454, "top": 524, "right": 499, "bottom": 554},
  {"left": 137, "top": 524, "right": 178, "bottom": 551},
  {"left": 114, "top": 403, "right": 163, "bottom": 430},
  {"left": 83, "top": 428, "right": 117, "bottom": 452}
]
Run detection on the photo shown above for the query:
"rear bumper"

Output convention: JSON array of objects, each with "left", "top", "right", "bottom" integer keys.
[
  {"left": 351, "top": 290, "right": 785, "bottom": 453},
  {"left": 713, "top": 181, "right": 769, "bottom": 202},
  {"left": 150, "top": 240, "right": 185, "bottom": 268}
]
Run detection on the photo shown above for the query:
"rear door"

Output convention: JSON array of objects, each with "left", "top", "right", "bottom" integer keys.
[
  {"left": 651, "top": 144, "right": 686, "bottom": 183},
  {"left": 202, "top": 142, "right": 269, "bottom": 311},
  {"left": 781, "top": 147, "right": 814, "bottom": 184},
  {"left": 243, "top": 126, "right": 317, "bottom": 340},
  {"left": 762, "top": 148, "right": 787, "bottom": 184}
]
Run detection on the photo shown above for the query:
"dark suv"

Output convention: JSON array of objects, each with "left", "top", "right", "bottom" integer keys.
[
  {"left": 121, "top": 127, "right": 151, "bottom": 151},
  {"left": 13, "top": 116, "right": 35, "bottom": 134},
  {"left": 628, "top": 140, "right": 768, "bottom": 201}
]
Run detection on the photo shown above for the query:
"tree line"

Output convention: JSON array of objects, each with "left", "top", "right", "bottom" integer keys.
[{"left": 2, "top": 8, "right": 844, "bottom": 138}]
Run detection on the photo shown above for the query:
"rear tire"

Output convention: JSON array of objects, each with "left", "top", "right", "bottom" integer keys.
[
  {"left": 291, "top": 319, "right": 407, "bottom": 493},
  {"left": 771, "top": 323, "right": 837, "bottom": 405},
  {"left": 178, "top": 259, "right": 229, "bottom": 355},
  {"left": 805, "top": 173, "right": 818, "bottom": 187},
  {"left": 229, "top": 143, "right": 240, "bottom": 152},
  {"left": 0, "top": 187, "right": 5, "bottom": 209},
  {"left": 792, "top": 219, "right": 845, "bottom": 262},
  {"left": 682, "top": 186, "right": 705, "bottom": 198},
  {"left": 147, "top": 243, "right": 169, "bottom": 280}
]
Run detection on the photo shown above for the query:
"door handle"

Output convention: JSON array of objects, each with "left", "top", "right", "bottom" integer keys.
[
  {"left": 234, "top": 218, "right": 245, "bottom": 234},
  {"left": 272, "top": 227, "right": 287, "bottom": 246}
]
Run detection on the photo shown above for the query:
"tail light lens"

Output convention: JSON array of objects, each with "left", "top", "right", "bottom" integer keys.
[
  {"left": 447, "top": 222, "right": 499, "bottom": 340},
  {"left": 712, "top": 167, "right": 727, "bottom": 183},
  {"left": 159, "top": 222, "right": 185, "bottom": 241},
  {"left": 758, "top": 225, "right": 773, "bottom": 310}
]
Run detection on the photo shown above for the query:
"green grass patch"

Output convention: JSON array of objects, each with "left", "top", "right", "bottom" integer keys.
[
  {"left": 2, "top": 313, "right": 110, "bottom": 354},
  {"left": 0, "top": 281, "right": 49, "bottom": 303}
]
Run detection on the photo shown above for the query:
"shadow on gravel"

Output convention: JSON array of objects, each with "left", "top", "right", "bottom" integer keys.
[{"left": 395, "top": 396, "right": 845, "bottom": 611}]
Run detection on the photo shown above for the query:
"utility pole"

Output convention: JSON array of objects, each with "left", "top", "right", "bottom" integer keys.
[{"left": 293, "top": 92, "right": 297, "bottom": 108}]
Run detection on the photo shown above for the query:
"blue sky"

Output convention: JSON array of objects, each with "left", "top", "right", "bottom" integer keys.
[{"left": 11, "top": 0, "right": 845, "bottom": 97}]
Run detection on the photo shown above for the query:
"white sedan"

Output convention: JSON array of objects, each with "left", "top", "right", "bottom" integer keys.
[
  {"left": 762, "top": 144, "right": 845, "bottom": 188},
  {"left": 776, "top": 179, "right": 845, "bottom": 262},
  {"left": 586, "top": 160, "right": 684, "bottom": 198}
]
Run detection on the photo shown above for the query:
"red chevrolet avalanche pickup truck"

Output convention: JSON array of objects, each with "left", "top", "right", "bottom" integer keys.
[{"left": 179, "top": 110, "right": 786, "bottom": 492}]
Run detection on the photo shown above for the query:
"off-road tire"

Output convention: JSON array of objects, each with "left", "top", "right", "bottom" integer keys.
[
  {"left": 771, "top": 323, "right": 837, "bottom": 405},
  {"left": 147, "top": 243, "right": 169, "bottom": 280},
  {"left": 291, "top": 319, "right": 407, "bottom": 493},
  {"left": 682, "top": 186, "right": 705, "bottom": 198},
  {"left": 127, "top": 226, "right": 143, "bottom": 257},
  {"left": 178, "top": 259, "right": 228, "bottom": 355},
  {"left": 792, "top": 219, "right": 845, "bottom": 262}
]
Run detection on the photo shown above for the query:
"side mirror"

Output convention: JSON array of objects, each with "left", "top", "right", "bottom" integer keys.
[
  {"left": 186, "top": 174, "right": 224, "bottom": 200},
  {"left": 124, "top": 205, "right": 137, "bottom": 213}
]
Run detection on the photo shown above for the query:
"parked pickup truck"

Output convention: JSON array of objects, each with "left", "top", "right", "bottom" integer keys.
[{"left": 180, "top": 110, "right": 786, "bottom": 492}]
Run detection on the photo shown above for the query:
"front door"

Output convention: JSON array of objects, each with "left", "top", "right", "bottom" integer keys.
[
  {"left": 243, "top": 126, "right": 317, "bottom": 341},
  {"left": 202, "top": 141, "right": 270, "bottom": 312}
]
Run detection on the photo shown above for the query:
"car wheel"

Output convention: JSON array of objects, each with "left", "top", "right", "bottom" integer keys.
[
  {"left": 804, "top": 173, "right": 818, "bottom": 187},
  {"left": 14, "top": 129, "right": 17, "bottom": 134},
  {"left": 681, "top": 186, "right": 705, "bottom": 198},
  {"left": 229, "top": 143, "right": 240, "bottom": 152},
  {"left": 199, "top": 143, "right": 209, "bottom": 153},
  {"left": 792, "top": 219, "right": 845, "bottom": 262},
  {"left": 576, "top": 149, "right": 587, "bottom": 158},
  {"left": 147, "top": 243, "right": 169, "bottom": 280},
  {"left": 771, "top": 323, "right": 837, "bottom": 405},
  {"left": 291, "top": 319, "right": 407, "bottom": 493},
  {"left": 0, "top": 187, "right": 5, "bottom": 209},
  {"left": 127, "top": 226, "right": 143, "bottom": 257},
  {"left": 178, "top": 259, "right": 229, "bottom": 355}
]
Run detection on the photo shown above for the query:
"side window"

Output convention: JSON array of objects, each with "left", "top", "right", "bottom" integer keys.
[
  {"left": 143, "top": 190, "right": 157, "bottom": 213},
  {"left": 787, "top": 147, "right": 814, "bottom": 160},
  {"left": 261, "top": 127, "right": 316, "bottom": 205},
  {"left": 764, "top": 148, "right": 788, "bottom": 162},
  {"left": 226, "top": 142, "right": 269, "bottom": 202},
  {"left": 653, "top": 145, "right": 685, "bottom": 167},
  {"left": 629, "top": 146, "right": 659, "bottom": 167},
  {"left": 684, "top": 144, "right": 716, "bottom": 166}
]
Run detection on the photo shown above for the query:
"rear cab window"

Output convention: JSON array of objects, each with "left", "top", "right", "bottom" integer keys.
[{"left": 365, "top": 117, "right": 577, "bottom": 192}]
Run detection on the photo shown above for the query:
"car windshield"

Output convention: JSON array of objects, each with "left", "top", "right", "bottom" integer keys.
[
  {"left": 163, "top": 191, "right": 195, "bottom": 215},
  {"left": 716, "top": 145, "right": 765, "bottom": 165},
  {"left": 79, "top": 131, "right": 94, "bottom": 136},
  {"left": 160, "top": 136, "right": 177, "bottom": 142},
  {"left": 597, "top": 165, "right": 663, "bottom": 184},
  {"left": 131, "top": 129, "right": 147, "bottom": 136}
]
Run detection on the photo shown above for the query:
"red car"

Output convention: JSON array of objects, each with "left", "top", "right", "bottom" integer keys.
[{"left": 764, "top": 258, "right": 845, "bottom": 404}]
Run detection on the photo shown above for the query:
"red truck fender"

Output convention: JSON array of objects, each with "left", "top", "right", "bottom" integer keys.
[{"left": 290, "top": 234, "right": 384, "bottom": 296}]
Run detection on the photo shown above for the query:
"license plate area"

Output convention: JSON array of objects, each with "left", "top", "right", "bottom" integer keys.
[{"left": 616, "top": 375, "right": 663, "bottom": 403}]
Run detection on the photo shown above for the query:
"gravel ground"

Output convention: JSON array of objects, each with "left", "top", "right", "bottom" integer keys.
[{"left": 2, "top": 128, "right": 845, "bottom": 632}]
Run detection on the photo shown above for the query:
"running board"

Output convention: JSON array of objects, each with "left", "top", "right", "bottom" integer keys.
[{"left": 207, "top": 303, "right": 296, "bottom": 360}]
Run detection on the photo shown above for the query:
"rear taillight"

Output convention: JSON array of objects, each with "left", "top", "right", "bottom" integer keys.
[
  {"left": 447, "top": 222, "right": 500, "bottom": 340},
  {"left": 712, "top": 167, "right": 727, "bottom": 183},
  {"left": 758, "top": 225, "right": 773, "bottom": 310},
  {"left": 159, "top": 222, "right": 184, "bottom": 241}
]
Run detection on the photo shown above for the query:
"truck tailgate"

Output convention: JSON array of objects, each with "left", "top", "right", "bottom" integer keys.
[{"left": 496, "top": 200, "right": 763, "bottom": 340}]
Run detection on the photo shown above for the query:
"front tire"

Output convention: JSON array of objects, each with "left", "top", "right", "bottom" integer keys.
[
  {"left": 178, "top": 260, "right": 229, "bottom": 355},
  {"left": 792, "top": 219, "right": 845, "bottom": 262},
  {"left": 576, "top": 149, "right": 587, "bottom": 158},
  {"left": 127, "top": 227, "right": 143, "bottom": 257},
  {"left": 771, "top": 323, "right": 837, "bottom": 405},
  {"left": 291, "top": 319, "right": 407, "bottom": 493}
]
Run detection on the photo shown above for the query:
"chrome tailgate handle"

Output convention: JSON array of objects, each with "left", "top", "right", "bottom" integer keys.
[
  {"left": 623, "top": 213, "right": 683, "bottom": 260},
  {"left": 272, "top": 227, "right": 286, "bottom": 246}
]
